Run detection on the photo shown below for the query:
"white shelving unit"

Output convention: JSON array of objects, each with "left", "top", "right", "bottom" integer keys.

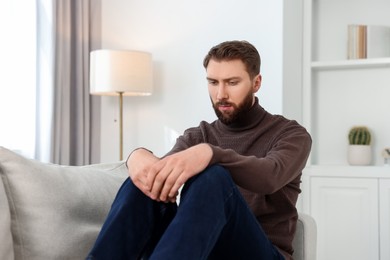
[
  {"left": 301, "top": 0, "right": 390, "bottom": 259},
  {"left": 303, "top": 0, "right": 390, "bottom": 167}
]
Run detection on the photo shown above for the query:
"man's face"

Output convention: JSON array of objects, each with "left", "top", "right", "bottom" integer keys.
[{"left": 206, "top": 59, "right": 261, "bottom": 125}]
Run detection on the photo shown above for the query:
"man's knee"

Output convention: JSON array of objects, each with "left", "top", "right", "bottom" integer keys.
[
  {"left": 113, "top": 178, "right": 148, "bottom": 207},
  {"left": 184, "top": 165, "right": 234, "bottom": 192},
  {"left": 203, "top": 164, "right": 232, "bottom": 184}
]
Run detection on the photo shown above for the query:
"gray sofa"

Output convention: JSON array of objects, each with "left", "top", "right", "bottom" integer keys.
[
  {"left": 0, "top": 146, "right": 316, "bottom": 260},
  {"left": 0, "top": 147, "right": 128, "bottom": 260}
]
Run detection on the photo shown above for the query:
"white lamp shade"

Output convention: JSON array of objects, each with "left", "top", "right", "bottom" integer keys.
[{"left": 90, "top": 49, "right": 153, "bottom": 96}]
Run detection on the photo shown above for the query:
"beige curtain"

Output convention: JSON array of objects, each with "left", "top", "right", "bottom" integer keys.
[{"left": 36, "top": 0, "right": 101, "bottom": 165}]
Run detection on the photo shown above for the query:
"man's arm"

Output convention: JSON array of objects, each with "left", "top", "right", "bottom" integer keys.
[
  {"left": 208, "top": 128, "right": 312, "bottom": 194},
  {"left": 168, "top": 122, "right": 311, "bottom": 195}
]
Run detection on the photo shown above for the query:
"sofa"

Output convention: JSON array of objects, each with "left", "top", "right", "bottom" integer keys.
[
  {"left": 0, "top": 146, "right": 128, "bottom": 260},
  {"left": 0, "top": 146, "right": 316, "bottom": 260}
]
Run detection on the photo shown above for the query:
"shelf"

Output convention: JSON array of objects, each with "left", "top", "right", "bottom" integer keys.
[
  {"left": 311, "top": 57, "right": 390, "bottom": 70},
  {"left": 304, "top": 165, "right": 390, "bottom": 178}
]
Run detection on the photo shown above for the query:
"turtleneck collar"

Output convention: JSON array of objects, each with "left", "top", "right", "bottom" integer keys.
[{"left": 216, "top": 97, "right": 267, "bottom": 132}]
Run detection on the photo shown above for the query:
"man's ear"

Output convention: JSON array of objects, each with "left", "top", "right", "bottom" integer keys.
[{"left": 253, "top": 74, "right": 262, "bottom": 93}]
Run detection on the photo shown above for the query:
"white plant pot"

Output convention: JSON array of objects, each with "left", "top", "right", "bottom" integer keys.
[{"left": 348, "top": 145, "right": 372, "bottom": 165}]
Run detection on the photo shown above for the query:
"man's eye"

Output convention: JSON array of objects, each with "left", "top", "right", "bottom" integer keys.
[
  {"left": 209, "top": 81, "right": 218, "bottom": 86},
  {"left": 228, "top": 81, "right": 238, "bottom": 86}
]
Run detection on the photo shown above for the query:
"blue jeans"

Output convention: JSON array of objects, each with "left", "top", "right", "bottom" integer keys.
[{"left": 87, "top": 165, "right": 285, "bottom": 260}]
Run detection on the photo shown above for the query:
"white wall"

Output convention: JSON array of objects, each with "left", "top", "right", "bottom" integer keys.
[{"left": 99, "top": 0, "right": 284, "bottom": 162}]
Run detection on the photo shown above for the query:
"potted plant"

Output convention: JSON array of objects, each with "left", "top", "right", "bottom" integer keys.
[{"left": 347, "top": 126, "right": 372, "bottom": 165}]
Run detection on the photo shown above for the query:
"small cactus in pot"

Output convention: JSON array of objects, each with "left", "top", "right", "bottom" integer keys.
[
  {"left": 347, "top": 126, "right": 372, "bottom": 165},
  {"left": 348, "top": 126, "right": 371, "bottom": 145}
]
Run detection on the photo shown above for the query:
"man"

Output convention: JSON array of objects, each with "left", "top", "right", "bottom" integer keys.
[{"left": 87, "top": 40, "right": 311, "bottom": 260}]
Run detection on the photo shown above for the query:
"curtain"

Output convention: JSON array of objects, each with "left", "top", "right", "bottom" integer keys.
[{"left": 36, "top": 0, "right": 101, "bottom": 165}]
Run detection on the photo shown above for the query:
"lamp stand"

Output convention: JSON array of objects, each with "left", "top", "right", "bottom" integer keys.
[{"left": 118, "top": 92, "right": 124, "bottom": 161}]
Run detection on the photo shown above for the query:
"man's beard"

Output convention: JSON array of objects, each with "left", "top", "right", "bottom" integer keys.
[{"left": 211, "top": 91, "right": 254, "bottom": 125}]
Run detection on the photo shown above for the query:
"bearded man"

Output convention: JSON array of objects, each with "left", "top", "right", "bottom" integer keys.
[{"left": 87, "top": 40, "right": 312, "bottom": 260}]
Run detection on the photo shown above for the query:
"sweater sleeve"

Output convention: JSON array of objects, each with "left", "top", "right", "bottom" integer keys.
[
  {"left": 209, "top": 125, "right": 312, "bottom": 195},
  {"left": 164, "top": 121, "right": 311, "bottom": 195}
]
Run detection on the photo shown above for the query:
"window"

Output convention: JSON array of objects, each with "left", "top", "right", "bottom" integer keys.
[{"left": 0, "top": 0, "right": 37, "bottom": 158}]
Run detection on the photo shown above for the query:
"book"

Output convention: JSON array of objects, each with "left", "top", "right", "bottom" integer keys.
[
  {"left": 348, "top": 25, "right": 367, "bottom": 59},
  {"left": 348, "top": 24, "right": 390, "bottom": 59}
]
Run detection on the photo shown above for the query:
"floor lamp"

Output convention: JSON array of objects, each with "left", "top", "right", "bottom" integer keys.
[{"left": 89, "top": 50, "right": 153, "bottom": 160}]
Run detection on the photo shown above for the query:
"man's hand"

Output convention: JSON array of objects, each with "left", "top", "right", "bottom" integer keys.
[
  {"left": 146, "top": 143, "right": 213, "bottom": 202},
  {"left": 127, "top": 148, "right": 159, "bottom": 199}
]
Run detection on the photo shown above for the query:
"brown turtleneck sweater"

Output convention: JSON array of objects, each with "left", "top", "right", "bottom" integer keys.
[{"left": 166, "top": 98, "right": 312, "bottom": 259}]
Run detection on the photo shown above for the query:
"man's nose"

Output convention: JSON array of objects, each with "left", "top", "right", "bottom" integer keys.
[{"left": 216, "top": 85, "right": 228, "bottom": 100}]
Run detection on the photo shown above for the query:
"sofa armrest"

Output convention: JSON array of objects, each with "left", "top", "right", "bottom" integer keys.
[{"left": 292, "top": 213, "right": 317, "bottom": 260}]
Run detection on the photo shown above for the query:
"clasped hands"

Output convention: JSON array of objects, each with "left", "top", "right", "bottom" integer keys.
[{"left": 127, "top": 143, "right": 213, "bottom": 203}]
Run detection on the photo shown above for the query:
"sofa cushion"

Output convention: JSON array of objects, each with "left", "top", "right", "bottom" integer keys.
[
  {"left": 0, "top": 172, "right": 14, "bottom": 260},
  {"left": 0, "top": 146, "right": 128, "bottom": 260}
]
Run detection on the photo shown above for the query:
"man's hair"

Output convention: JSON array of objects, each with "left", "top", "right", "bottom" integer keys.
[{"left": 203, "top": 40, "right": 261, "bottom": 79}]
